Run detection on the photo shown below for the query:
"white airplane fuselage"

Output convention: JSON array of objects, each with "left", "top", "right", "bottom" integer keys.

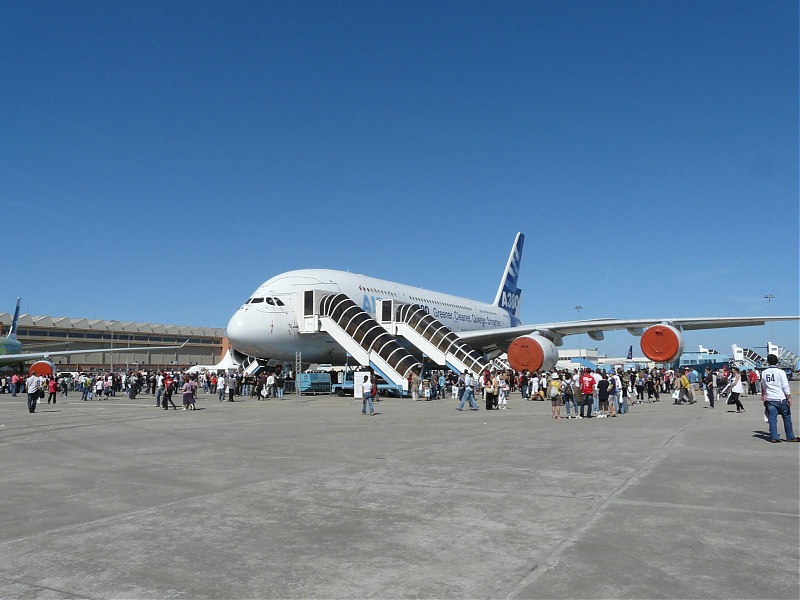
[{"left": 226, "top": 269, "right": 516, "bottom": 365}]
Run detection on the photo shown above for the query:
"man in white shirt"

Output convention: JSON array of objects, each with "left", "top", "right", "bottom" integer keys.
[
  {"left": 457, "top": 371, "right": 479, "bottom": 411},
  {"left": 26, "top": 373, "right": 41, "bottom": 413},
  {"left": 217, "top": 375, "right": 226, "bottom": 402},
  {"left": 761, "top": 354, "right": 797, "bottom": 443}
]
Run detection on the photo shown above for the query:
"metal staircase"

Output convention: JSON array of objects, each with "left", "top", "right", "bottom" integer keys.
[
  {"left": 731, "top": 344, "right": 764, "bottom": 369},
  {"left": 768, "top": 343, "right": 800, "bottom": 369},
  {"left": 303, "top": 293, "right": 421, "bottom": 390},
  {"left": 379, "top": 301, "right": 490, "bottom": 378}
]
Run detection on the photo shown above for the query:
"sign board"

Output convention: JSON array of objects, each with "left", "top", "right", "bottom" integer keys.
[{"left": 354, "top": 370, "right": 370, "bottom": 398}]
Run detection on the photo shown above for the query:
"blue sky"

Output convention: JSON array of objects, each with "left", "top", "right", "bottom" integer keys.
[{"left": 2, "top": 0, "right": 798, "bottom": 357}]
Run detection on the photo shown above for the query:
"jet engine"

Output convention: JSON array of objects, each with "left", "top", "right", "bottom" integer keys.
[
  {"left": 507, "top": 334, "right": 559, "bottom": 372},
  {"left": 640, "top": 324, "right": 684, "bottom": 363}
]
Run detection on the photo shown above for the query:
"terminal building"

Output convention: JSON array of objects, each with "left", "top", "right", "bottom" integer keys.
[{"left": 0, "top": 310, "right": 225, "bottom": 373}]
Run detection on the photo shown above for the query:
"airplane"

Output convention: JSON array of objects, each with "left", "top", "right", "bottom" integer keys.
[
  {"left": 225, "top": 232, "right": 799, "bottom": 378},
  {"left": 1, "top": 298, "right": 187, "bottom": 372}
]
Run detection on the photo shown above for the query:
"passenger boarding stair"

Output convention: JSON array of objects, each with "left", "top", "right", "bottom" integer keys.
[
  {"left": 298, "top": 292, "right": 421, "bottom": 390},
  {"left": 379, "top": 301, "right": 490, "bottom": 378},
  {"left": 768, "top": 343, "right": 800, "bottom": 370},
  {"left": 732, "top": 345, "right": 764, "bottom": 369}
]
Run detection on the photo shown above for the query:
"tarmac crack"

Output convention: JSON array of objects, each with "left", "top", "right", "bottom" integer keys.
[
  {"left": 502, "top": 414, "right": 703, "bottom": 599},
  {"left": 0, "top": 574, "right": 96, "bottom": 599}
]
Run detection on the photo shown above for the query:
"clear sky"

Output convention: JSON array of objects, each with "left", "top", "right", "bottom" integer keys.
[{"left": 2, "top": 0, "right": 798, "bottom": 357}]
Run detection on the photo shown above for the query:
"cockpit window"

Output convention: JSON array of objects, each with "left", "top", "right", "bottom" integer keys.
[
  {"left": 275, "top": 298, "right": 285, "bottom": 306},
  {"left": 250, "top": 297, "right": 264, "bottom": 304},
  {"left": 265, "top": 298, "right": 275, "bottom": 305}
]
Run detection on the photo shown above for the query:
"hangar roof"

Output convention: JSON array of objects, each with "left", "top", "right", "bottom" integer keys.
[{"left": 0, "top": 312, "right": 224, "bottom": 338}]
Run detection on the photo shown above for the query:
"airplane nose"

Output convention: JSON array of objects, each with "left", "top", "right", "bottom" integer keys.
[{"left": 226, "top": 308, "right": 262, "bottom": 356}]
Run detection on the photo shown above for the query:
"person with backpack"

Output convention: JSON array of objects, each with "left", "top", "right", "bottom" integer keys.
[
  {"left": 563, "top": 372, "right": 579, "bottom": 418},
  {"left": 548, "top": 373, "right": 563, "bottom": 419}
]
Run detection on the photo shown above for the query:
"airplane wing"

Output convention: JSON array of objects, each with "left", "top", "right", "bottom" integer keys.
[
  {"left": 459, "top": 316, "right": 800, "bottom": 352},
  {"left": 0, "top": 341, "right": 188, "bottom": 365}
]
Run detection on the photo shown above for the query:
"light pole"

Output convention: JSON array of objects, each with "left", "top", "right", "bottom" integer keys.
[
  {"left": 575, "top": 305, "right": 583, "bottom": 358},
  {"left": 764, "top": 294, "right": 774, "bottom": 344},
  {"left": 109, "top": 321, "right": 116, "bottom": 374}
]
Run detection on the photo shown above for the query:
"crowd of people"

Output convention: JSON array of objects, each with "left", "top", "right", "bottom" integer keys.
[
  {"left": 4, "top": 358, "right": 795, "bottom": 442},
  {"left": 403, "top": 363, "right": 789, "bottom": 422}
]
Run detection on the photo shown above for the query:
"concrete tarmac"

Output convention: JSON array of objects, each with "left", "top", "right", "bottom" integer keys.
[{"left": 1, "top": 384, "right": 798, "bottom": 599}]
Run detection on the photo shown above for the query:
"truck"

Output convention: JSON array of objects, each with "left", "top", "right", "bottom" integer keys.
[{"left": 330, "top": 370, "right": 407, "bottom": 397}]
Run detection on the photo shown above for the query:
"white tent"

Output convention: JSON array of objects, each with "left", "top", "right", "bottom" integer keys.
[{"left": 187, "top": 349, "right": 240, "bottom": 374}]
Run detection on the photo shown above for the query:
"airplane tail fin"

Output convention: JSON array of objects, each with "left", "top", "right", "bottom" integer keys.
[
  {"left": 493, "top": 233, "right": 524, "bottom": 318},
  {"left": 7, "top": 298, "right": 20, "bottom": 339}
]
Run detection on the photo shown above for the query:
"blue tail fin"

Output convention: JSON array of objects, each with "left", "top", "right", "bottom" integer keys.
[
  {"left": 7, "top": 298, "right": 20, "bottom": 339},
  {"left": 493, "top": 233, "right": 524, "bottom": 318}
]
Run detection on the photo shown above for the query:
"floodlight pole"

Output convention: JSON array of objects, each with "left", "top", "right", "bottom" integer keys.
[
  {"left": 574, "top": 306, "right": 583, "bottom": 358},
  {"left": 764, "top": 294, "right": 774, "bottom": 344}
]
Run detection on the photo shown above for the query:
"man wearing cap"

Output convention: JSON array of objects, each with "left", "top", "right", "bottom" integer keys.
[{"left": 761, "top": 354, "right": 797, "bottom": 443}]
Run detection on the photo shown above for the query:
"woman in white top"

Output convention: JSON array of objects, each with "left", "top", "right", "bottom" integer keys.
[{"left": 729, "top": 367, "right": 745, "bottom": 413}]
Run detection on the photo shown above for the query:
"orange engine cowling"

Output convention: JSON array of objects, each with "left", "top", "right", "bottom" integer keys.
[
  {"left": 29, "top": 360, "right": 56, "bottom": 378},
  {"left": 640, "top": 324, "right": 684, "bottom": 363},
  {"left": 507, "top": 334, "right": 559, "bottom": 372}
]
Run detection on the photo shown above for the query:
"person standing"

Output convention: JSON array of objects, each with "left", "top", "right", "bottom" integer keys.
[
  {"left": 361, "top": 375, "right": 375, "bottom": 416},
  {"left": 217, "top": 374, "right": 226, "bottom": 401},
  {"left": 484, "top": 372, "right": 497, "bottom": 410},
  {"left": 182, "top": 376, "right": 196, "bottom": 410},
  {"left": 563, "top": 374, "right": 579, "bottom": 418},
  {"left": 596, "top": 373, "right": 611, "bottom": 418},
  {"left": 265, "top": 372, "right": 275, "bottom": 398},
  {"left": 729, "top": 367, "right": 745, "bottom": 413},
  {"left": 579, "top": 369, "right": 595, "bottom": 418},
  {"left": 226, "top": 375, "right": 236, "bottom": 402},
  {"left": 761, "top": 354, "right": 797, "bottom": 443},
  {"left": 704, "top": 368, "right": 716, "bottom": 408},
  {"left": 155, "top": 372, "right": 165, "bottom": 407},
  {"left": 498, "top": 373, "right": 509, "bottom": 410},
  {"left": 748, "top": 369, "right": 759, "bottom": 396},
  {"left": 548, "top": 373, "right": 562, "bottom": 419},
  {"left": 25, "top": 372, "right": 41, "bottom": 413},
  {"left": 46, "top": 377, "right": 57, "bottom": 404},
  {"left": 275, "top": 372, "right": 285, "bottom": 399}
]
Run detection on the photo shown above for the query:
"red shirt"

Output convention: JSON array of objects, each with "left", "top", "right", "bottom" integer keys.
[{"left": 580, "top": 374, "right": 596, "bottom": 395}]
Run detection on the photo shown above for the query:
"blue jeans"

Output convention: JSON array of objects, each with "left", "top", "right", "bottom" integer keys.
[
  {"left": 458, "top": 388, "right": 478, "bottom": 410},
  {"left": 27, "top": 392, "right": 38, "bottom": 412},
  {"left": 581, "top": 394, "right": 593, "bottom": 418},
  {"left": 156, "top": 388, "right": 164, "bottom": 407},
  {"left": 362, "top": 394, "right": 374, "bottom": 414},
  {"left": 619, "top": 396, "right": 628, "bottom": 414},
  {"left": 765, "top": 401, "right": 795, "bottom": 441},
  {"left": 564, "top": 396, "right": 578, "bottom": 415},
  {"left": 276, "top": 387, "right": 283, "bottom": 399}
]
